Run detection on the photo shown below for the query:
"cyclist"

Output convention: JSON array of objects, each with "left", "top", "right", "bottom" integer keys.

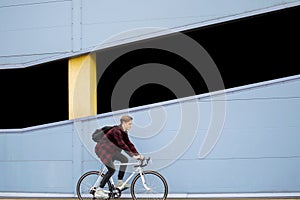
[{"left": 94, "top": 115, "right": 144, "bottom": 199}]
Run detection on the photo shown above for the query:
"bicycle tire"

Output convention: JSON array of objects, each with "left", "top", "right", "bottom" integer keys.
[
  {"left": 130, "top": 170, "right": 168, "bottom": 200},
  {"left": 76, "top": 171, "right": 112, "bottom": 200}
]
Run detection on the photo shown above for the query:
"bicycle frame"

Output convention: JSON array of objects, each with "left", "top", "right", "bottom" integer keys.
[
  {"left": 92, "top": 160, "right": 151, "bottom": 193},
  {"left": 77, "top": 157, "right": 168, "bottom": 200}
]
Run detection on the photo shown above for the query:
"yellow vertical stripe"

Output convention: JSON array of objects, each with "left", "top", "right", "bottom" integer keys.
[{"left": 68, "top": 53, "right": 97, "bottom": 119}]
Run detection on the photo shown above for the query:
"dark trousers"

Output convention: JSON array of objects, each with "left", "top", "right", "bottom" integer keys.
[{"left": 100, "top": 153, "right": 128, "bottom": 188}]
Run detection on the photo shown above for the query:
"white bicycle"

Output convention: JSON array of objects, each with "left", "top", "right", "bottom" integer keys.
[{"left": 76, "top": 157, "right": 168, "bottom": 200}]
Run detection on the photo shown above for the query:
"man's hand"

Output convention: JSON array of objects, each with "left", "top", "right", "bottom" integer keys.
[
  {"left": 139, "top": 154, "right": 145, "bottom": 160},
  {"left": 133, "top": 154, "right": 144, "bottom": 160}
]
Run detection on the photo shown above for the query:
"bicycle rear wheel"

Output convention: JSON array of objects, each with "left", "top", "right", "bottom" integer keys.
[
  {"left": 131, "top": 170, "right": 168, "bottom": 200},
  {"left": 76, "top": 171, "right": 112, "bottom": 200}
]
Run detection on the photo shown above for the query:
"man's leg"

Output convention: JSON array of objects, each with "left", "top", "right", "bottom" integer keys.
[
  {"left": 100, "top": 160, "right": 115, "bottom": 188},
  {"left": 95, "top": 161, "right": 114, "bottom": 199},
  {"left": 112, "top": 153, "right": 130, "bottom": 190},
  {"left": 112, "top": 153, "right": 128, "bottom": 180}
]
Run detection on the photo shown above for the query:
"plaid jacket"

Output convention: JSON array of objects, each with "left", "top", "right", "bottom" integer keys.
[{"left": 95, "top": 126, "right": 139, "bottom": 165}]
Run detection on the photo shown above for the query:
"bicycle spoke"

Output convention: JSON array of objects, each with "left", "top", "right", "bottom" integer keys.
[
  {"left": 131, "top": 171, "right": 168, "bottom": 200},
  {"left": 77, "top": 171, "right": 111, "bottom": 200}
]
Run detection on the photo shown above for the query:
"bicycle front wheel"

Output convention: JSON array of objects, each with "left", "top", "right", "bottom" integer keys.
[{"left": 131, "top": 170, "right": 168, "bottom": 200}]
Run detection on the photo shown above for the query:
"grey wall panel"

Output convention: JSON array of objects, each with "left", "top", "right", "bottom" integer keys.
[
  {"left": 74, "top": 77, "right": 300, "bottom": 194},
  {"left": 0, "top": 53, "right": 65, "bottom": 66},
  {"left": 162, "top": 157, "right": 300, "bottom": 193},
  {"left": 0, "top": 161, "right": 73, "bottom": 193},
  {"left": 1, "top": 0, "right": 299, "bottom": 68},
  {"left": 0, "top": 0, "right": 72, "bottom": 56},
  {"left": 0, "top": 122, "right": 74, "bottom": 193},
  {"left": 0, "top": 0, "right": 67, "bottom": 7},
  {"left": 81, "top": 0, "right": 298, "bottom": 49},
  {"left": 0, "top": 125, "right": 73, "bottom": 161},
  {"left": 0, "top": 77, "right": 300, "bottom": 195}
]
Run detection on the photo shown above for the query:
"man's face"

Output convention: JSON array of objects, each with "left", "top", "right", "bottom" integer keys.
[{"left": 123, "top": 120, "right": 132, "bottom": 131}]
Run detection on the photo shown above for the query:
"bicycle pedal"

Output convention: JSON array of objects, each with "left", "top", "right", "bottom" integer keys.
[{"left": 89, "top": 187, "right": 96, "bottom": 195}]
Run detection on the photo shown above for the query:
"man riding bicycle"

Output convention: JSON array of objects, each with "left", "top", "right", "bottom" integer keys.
[{"left": 94, "top": 115, "right": 144, "bottom": 199}]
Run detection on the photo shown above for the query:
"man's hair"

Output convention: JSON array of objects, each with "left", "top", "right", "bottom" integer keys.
[{"left": 120, "top": 115, "right": 133, "bottom": 123}]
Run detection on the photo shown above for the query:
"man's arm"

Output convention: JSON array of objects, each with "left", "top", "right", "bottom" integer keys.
[
  {"left": 123, "top": 132, "right": 145, "bottom": 160},
  {"left": 110, "top": 128, "right": 138, "bottom": 157},
  {"left": 122, "top": 132, "right": 138, "bottom": 154}
]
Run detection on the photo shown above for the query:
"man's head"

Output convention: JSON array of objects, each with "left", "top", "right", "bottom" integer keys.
[{"left": 120, "top": 115, "right": 133, "bottom": 131}]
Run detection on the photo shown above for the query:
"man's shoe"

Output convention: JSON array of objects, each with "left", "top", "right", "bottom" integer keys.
[
  {"left": 116, "top": 180, "right": 130, "bottom": 190},
  {"left": 94, "top": 189, "right": 109, "bottom": 199}
]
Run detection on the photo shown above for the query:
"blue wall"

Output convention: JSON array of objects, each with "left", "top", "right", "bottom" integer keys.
[
  {"left": 1, "top": 76, "right": 300, "bottom": 195},
  {"left": 0, "top": 123, "right": 74, "bottom": 193},
  {"left": 1, "top": 0, "right": 299, "bottom": 68}
]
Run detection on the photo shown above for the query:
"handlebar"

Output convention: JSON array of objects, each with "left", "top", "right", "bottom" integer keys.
[{"left": 135, "top": 157, "right": 151, "bottom": 168}]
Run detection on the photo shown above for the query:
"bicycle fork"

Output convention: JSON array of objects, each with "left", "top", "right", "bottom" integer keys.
[
  {"left": 139, "top": 169, "right": 151, "bottom": 191},
  {"left": 117, "top": 167, "right": 152, "bottom": 191}
]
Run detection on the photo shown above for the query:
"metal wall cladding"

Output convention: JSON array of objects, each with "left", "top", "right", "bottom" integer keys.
[
  {"left": 80, "top": 0, "right": 297, "bottom": 48},
  {"left": 0, "top": 0, "right": 72, "bottom": 67},
  {"left": 1, "top": 77, "right": 300, "bottom": 195},
  {"left": 0, "top": 123, "right": 74, "bottom": 193},
  {"left": 0, "top": 0, "right": 298, "bottom": 68}
]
